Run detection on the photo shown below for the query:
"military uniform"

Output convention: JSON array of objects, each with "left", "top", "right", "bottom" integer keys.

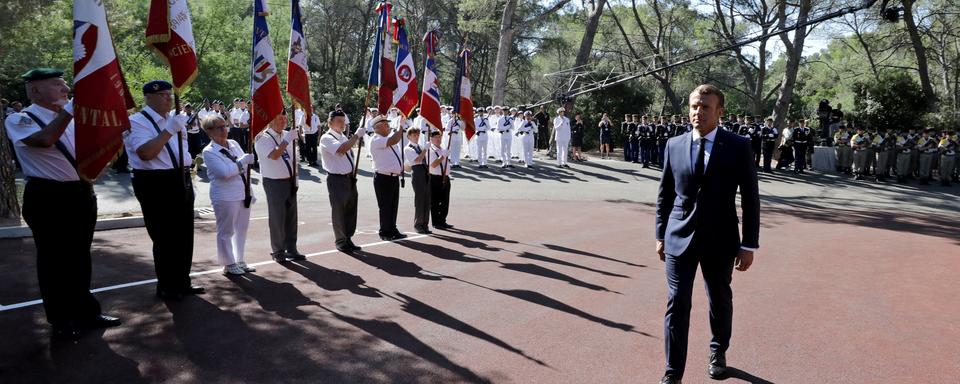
[
  {"left": 518, "top": 112, "right": 537, "bottom": 167},
  {"left": 894, "top": 131, "right": 914, "bottom": 183},
  {"left": 760, "top": 122, "right": 778, "bottom": 172},
  {"left": 4, "top": 68, "right": 119, "bottom": 339},
  {"left": 499, "top": 110, "right": 514, "bottom": 168},
  {"left": 747, "top": 119, "right": 762, "bottom": 166},
  {"left": 916, "top": 131, "right": 938, "bottom": 185},
  {"left": 938, "top": 132, "right": 958, "bottom": 186},
  {"left": 792, "top": 124, "right": 811, "bottom": 173},
  {"left": 474, "top": 108, "right": 490, "bottom": 168},
  {"left": 639, "top": 117, "right": 655, "bottom": 168},
  {"left": 834, "top": 128, "right": 854, "bottom": 174},
  {"left": 655, "top": 118, "right": 671, "bottom": 166},
  {"left": 621, "top": 115, "right": 633, "bottom": 162},
  {"left": 874, "top": 130, "right": 895, "bottom": 181},
  {"left": 850, "top": 129, "right": 871, "bottom": 180}
]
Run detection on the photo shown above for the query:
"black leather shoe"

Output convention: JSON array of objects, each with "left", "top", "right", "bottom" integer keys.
[
  {"left": 392, "top": 232, "right": 408, "bottom": 240},
  {"left": 52, "top": 323, "right": 82, "bottom": 341},
  {"left": 156, "top": 289, "right": 183, "bottom": 301},
  {"left": 336, "top": 243, "right": 355, "bottom": 253},
  {"left": 272, "top": 253, "right": 290, "bottom": 263},
  {"left": 708, "top": 351, "right": 727, "bottom": 379},
  {"left": 346, "top": 240, "right": 362, "bottom": 251},
  {"left": 659, "top": 374, "right": 681, "bottom": 384},
  {"left": 416, "top": 228, "right": 432, "bottom": 234},
  {"left": 285, "top": 251, "right": 307, "bottom": 261},
  {"left": 82, "top": 315, "right": 122, "bottom": 329},
  {"left": 182, "top": 286, "right": 205, "bottom": 295},
  {"left": 379, "top": 234, "right": 395, "bottom": 241}
]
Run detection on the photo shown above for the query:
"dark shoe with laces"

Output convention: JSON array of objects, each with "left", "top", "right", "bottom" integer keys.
[
  {"left": 272, "top": 252, "right": 290, "bottom": 263},
  {"left": 708, "top": 351, "right": 727, "bottom": 379},
  {"left": 82, "top": 314, "right": 122, "bottom": 329},
  {"left": 285, "top": 251, "right": 307, "bottom": 261},
  {"left": 659, "top": 374, "right": 681, "bottom": 384}
]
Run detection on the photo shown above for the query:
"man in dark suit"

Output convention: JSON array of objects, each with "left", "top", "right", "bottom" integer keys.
[{"left": 655, "top": 84, "right": 760, "bottom": 384}]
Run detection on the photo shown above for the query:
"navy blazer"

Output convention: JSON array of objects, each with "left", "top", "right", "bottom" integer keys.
[{"left": 655, "top": 127, "right": 760, "bottom": 256}]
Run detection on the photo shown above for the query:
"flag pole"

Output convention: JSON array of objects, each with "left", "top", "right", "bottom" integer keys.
[{"left": 174, "top": 92, "right": 186, "bottom": 188}]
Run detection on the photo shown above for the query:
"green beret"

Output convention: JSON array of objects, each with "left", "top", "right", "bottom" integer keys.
[{"left": 21, "top": 68, "right": 64, "bottom": 82}]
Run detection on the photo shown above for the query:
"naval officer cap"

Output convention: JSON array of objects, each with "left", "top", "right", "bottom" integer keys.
[
  {"left": 21, "top": 68, "right": 64, "bottom": 82},
  {"left": 142, "top": 80, "right": 173, "bottom": 94},
  {"left": 369, "top": 114, "right": 390, "bottom": 127}
]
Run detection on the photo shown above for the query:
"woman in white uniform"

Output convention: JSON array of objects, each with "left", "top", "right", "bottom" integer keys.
[{"left": 201, "top": 115, "right": 256, "bottom": 275}]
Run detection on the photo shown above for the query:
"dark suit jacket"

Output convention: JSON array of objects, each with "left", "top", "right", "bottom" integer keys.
[{"left": 655, "top": 127, "right": 760, "bottom": 256}]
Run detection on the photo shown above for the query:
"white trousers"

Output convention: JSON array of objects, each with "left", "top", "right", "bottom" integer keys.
[
  {"left": 212, "top": 199, "right": 251, "bottom": 267},
  {"left": 522, "top": 134, "right": 535, "bottom": 165},
  {"left": 500, "top": 133, "right": 512, "bottom": 166},
  {"left": 556, "top": 140, "right": 569, "bottom": 165},
  {"left": 444, "top": 133, "right": 463, "bottom": 165},
  {"left": 476, "top": 134, "right": 488, "bottom": 165}
]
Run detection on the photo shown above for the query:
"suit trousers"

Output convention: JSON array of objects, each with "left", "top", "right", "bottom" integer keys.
[
  {"left": 664, "top": 238, "right": 736, "bottom": 379},
  {"left": 211, "top": 199, "right": 251, "bottom": 266},
  {"left": 326, "top": 174, "right": 358, "bottom": 246},
  {"left": 373, "top": 173, "right": 400, "bottom": 236},
  {"left": 22, "top": 178, "right": 101, "bottom": 326},
  {"left": 411, "top": 165, "right": 430, "bottom": 230},
  {"left": 132, "top": 169, "right": 195, "bottom": 293},
  {"left": 263, "top": 177, "right": 298, "bottom": 254}
]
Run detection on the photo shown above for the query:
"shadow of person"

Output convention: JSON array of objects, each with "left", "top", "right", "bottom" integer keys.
[
  {"left": 499, "top": 262, "right": 622, "bottom": 293},
  {"left": 516, "top": 252, "right": 631, "bottom": 278},
  {"left": 446, "top": 227, "right": 519, "bottom": 244},
  {"left": 722, "top": 367, "right": 776, "bottom": 384},
  {"left": 348, "top": 250, "right": 443, "bottom": 281},
  {"left": 322, "top": 306, "right": 492, "bottom": 384},
  {"left": 225, "top": 273, "right": 319, "bottom": 320},
  {"left": 394, "top": 240, "right": 497, "bottom": 264},
  {"left": 541, "top": 243, "right": 647, "bottom": 268},
  {"left": 395, "top": 292, "right": 550, "bottom": 367},
  {"left": 281, "top": 260, "right": 382, "bottom": 298},
  {"left": 495, "top": 289, "right": 646, "bottom": 335},
  {"left": 429, "top": 233, "right": 503, "bottom": 252},
  {"left": 47, "top": 328, "right": 147, "bottom": 383}
]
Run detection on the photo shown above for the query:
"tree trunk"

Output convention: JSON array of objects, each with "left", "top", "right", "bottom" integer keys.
[
  {"left": 771, "top": 0, "right": 811, "bottom": 131},
  {"left": 573, "top": 0, "right": 606, "bottom": 71},
  {"left": 0, "top": 123, "right": 21, "bottom": 224},
  {"left": 902, "top": 0, "right": 937, "bottom": 110},
  {"left": 491, "top": 0, "right": 518, "bottom": 106}
]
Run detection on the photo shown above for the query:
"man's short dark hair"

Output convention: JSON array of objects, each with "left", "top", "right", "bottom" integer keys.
[{"left": 690, "top": 84, "right": 725, "bottom": 108}]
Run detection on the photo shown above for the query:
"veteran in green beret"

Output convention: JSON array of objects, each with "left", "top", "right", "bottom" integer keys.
[{"left": 3, "top": 68, "right": 121, "bottom": 340}]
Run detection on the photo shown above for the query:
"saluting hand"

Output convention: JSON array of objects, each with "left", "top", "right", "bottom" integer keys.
[{"left": 735, "top": 249, "right": 754, "bottom": 271}]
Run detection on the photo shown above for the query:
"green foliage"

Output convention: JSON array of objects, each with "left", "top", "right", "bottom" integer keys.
[{"left": 852, "top": 71, "right": 927, "bottom": 130}]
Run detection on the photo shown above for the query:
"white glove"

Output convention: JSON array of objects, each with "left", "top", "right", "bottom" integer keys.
[
  {"left": 62, "top": 99, "right": 74, "bottom": 116},
  {"left": 165, "top": 114, "right": 188, "bottom": 135},
  {"left": 283, "top": 129, "right": 298, "bottom": 143},
  {"left": 237, "top": 153, "right": 255, "bottom": 165}
]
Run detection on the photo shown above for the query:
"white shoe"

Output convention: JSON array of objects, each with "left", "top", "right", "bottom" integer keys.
[
  {"left": 238, "top": 263, "right": 256, "bottom": 273},
  {"left": 223, "top": 264, "right": 246, "bottom": 275}
]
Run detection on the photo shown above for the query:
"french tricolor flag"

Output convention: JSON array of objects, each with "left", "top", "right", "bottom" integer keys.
[
  {"left": 419, "top": 30, "right": 442, "bottom": 131},
  {"left": 286, "top": 0, "right": 311, "bottom": 126},
  {"left": 392, "top": 18, "right": 417, "bottom": 117},
  {"left": 249, "top": 0, "right": 283, "bottom": 141}
]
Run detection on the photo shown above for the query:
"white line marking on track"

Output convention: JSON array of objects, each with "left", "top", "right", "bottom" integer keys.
[{"left": 0, "top": 233, "right": 428, "bottom": 312}]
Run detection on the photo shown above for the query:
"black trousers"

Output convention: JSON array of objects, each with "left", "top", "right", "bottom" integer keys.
[
  {"left": 304, "top": 133, "right": 319, "bottom": 165},
  {"left": 752, "top": 141, "right": 762, "bottom": 166},
  {"left": 664, "top": 238, "right": 736, "bottom": 379},
  {"left": 794, "top": 144, "right": 808, "bottom": 171},
  {"left": 429, "top": 174, "right": 450, "bottom": 226},
  {"left": 132, "top": 169, "right": 195, "bottom": 293},
  {"left": 22, "top": 178, "right": 101, "bottom": 326},
  {"left": 762, "top": 141, "right": 777, "bottom": 171},
  {"left": 373, "top": 173, "right": 400, "bottom": 236},
  {"left": 411, "top": 166, "right": 430, "bottom": 230},
  {"left": 263, "top": 177, "right": 299, "bottom": 254},
  {"left": 326, "top": 174, "right": 358, "bottom": 246}
]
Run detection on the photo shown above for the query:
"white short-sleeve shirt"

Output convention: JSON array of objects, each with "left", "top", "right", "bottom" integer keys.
[
  {"left": 319, "top": 130, "right": 355, "bottom": 175},
  {"left": 254, "top": 128, "right": 296, "bottom": 179},
  {"left": 124, "top": 106, "right": 192, "bottom": 170},
  {"left": 4, "top": 104, "right": 79, "bottom": 181},
  {"left": 370, "top": 133, "right": 404, "bottom": 175}
]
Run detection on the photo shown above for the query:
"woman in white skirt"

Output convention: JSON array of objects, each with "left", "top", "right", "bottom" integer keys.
[{"left": 201, "top": 115, "right": 256, "bottom": 275}]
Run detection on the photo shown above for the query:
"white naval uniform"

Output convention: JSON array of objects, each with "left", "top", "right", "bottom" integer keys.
[
  {"left": 488, "top": 114, "right": 501, "bottom": 161},
  {"left": 202, "top": 139, "right": 252, "bottom": 267},
  {"left": 519, "top": 119, "right": 536, "bottom": 166},
  {"left": 511, "top": 114, "right": 523, "bottom": 159},
  {"left": 499, "top": 115, "right": 513, "bottom": 167},
  {"left": 474, "top": 115, "right": 489, "bottom": 166},
  {"left": 553, "top": 115, "right": 571, "bottom": 166},
  {"left": 443, "top": 118, "right": 463, "bottom": 166}
]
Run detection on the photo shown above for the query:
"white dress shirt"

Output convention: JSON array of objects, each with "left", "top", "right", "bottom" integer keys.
[
  {"left": 553, "top": 116, "right": 571, "bottom": 141},
  {"left": 429, "top": 144, "right": 450, "bottom": 176},
  {"left": 254, "top": 129, "right": 296, "bottom": 179},
  {"left": 319, "top": 129, "right": 355, "bottom": 175},
  {"left": 125, "top": 105, "right": 192, "bottom": 170},
  {"left": 306, "top": 114, "right": 321, "bottom": 134},
  {"left": 202, "top": 139, "right": 247, "bottom": 202},
  {"left": 404, "top": 142, "right": 427, "bottom": 168},
  {"left": 690, "top": 126, "right": 717, "bottom": 169},
  {"left": 4, "top": 104, "right": 79, "bottom": 181},
  {"left": 370, "top": 133, "right": 404, "bottom": 175},
  {"left": 229, "top": 108, "right": 250, "bottom": 127}
]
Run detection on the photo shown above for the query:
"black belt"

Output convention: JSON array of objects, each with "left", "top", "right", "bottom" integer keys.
[
  {"left": 477, "top": 131, "right": 486, "bottom": 135},
  {"left": 376, "top": 172, "right": 400, "bottom": 177}
]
